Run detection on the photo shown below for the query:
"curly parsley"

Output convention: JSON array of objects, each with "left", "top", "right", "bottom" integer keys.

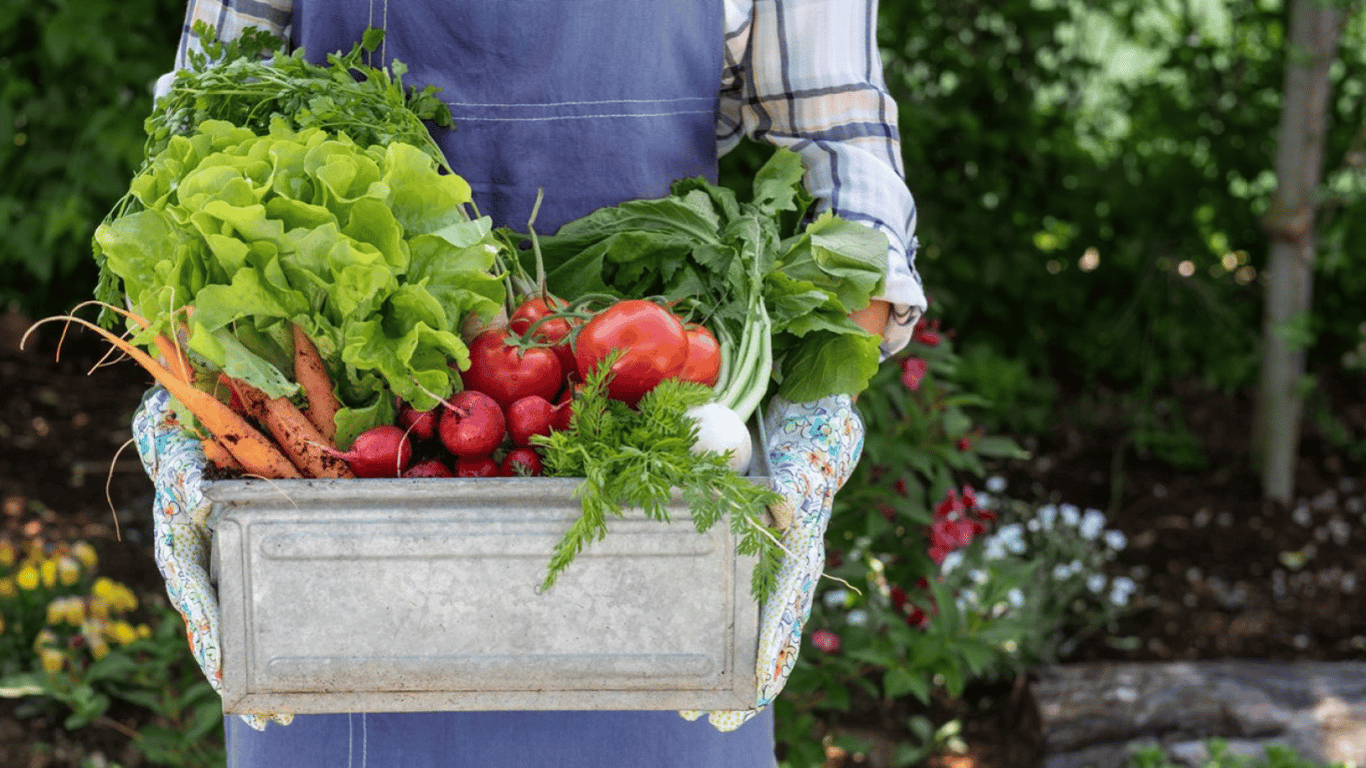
[{"left": 536, "top": 354, "right": 784, "bottom": 603}]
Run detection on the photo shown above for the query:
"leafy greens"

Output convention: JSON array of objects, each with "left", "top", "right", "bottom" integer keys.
[{"left": 527, "top": 149, "right": 888, "bottom": 414}]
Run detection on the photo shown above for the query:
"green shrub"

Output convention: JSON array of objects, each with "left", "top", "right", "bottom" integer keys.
[{"left": 0, "top": 0, "right": 183, "bottom": 317}]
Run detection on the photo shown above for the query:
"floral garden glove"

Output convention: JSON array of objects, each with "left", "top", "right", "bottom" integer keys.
[
  {"left": 132, "top": 386, "right": 293, "bottom": 731},
  {"left": 680, "top": 394, "right": 864, "bottom": 732}
]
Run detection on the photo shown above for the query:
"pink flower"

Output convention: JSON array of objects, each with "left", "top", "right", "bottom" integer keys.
[
  {"left": 811, "top": 629, "right": 841, "bottom": 653},
  {"left": 900, "top": 357, "right": 928, "bottom": 390}
]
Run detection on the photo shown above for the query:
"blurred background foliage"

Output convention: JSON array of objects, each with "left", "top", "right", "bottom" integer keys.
[{"left": 5, "top": 0, "right": 1366, "bottom": 402}]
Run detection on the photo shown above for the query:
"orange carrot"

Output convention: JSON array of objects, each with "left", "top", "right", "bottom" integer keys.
[
  {"left": 224, "top": 376, "right": 356, "bottom": 479},
  {"left": 156, "top": 333, "right": 194, "bottom": 385},
  {"left": 22, "top": 315, "right": 302, "bottom": 479},
  {"left": 291, "top": 323, "right": 341, "bottom": 442},
  {"left": 200, "top": 434, "right": 244, "bottom": 472},
  {"left": 67, "top": 301, "right": 196, "bottom": 385}
]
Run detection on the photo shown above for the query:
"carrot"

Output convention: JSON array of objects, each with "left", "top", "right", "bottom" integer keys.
[
  {"left": 223, "top": 375, "right": 356, "bottom": 479},
  {"left": 21, "top": 315, "right": 302, "bottom": 480},
  {"left": 66, "top": 300, "right": 196, "bottom": 385},
  {"left": 156, "top": 333, "right": 195, "bottom": 386},
  {"left": 291, "top": 323, "right": 341, "bottom": 442},
  {"left": 200, "top": 434, "right": 244, "bottom": 472}
]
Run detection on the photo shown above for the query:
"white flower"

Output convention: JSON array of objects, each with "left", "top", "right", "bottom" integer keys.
[
  {"left": 1079, "top": 509, "right": 1106, "bottom": 540},
  {"left": 984, "top": 538, "right": 1006, "bottom": 561},
  {"left": 969, "top": 568, "right": 989, "bottom": 585},
  {"left": 1052, "top": 564, "right": 1073, "bottom": 580},
  {"left": 997, "top": 523, "right": 1027, "bottom": 554},
  {"left": 986, "top": 475, "right": 1007, "bottom": 493},
  {"left": 1104, "top": 529, "right": 1127, "bottom": 551},
  {"left": 1037, "top": 504, "right": 1058, "bottom": 531},
  {"left": 1060, "top": 504, "right": 1081, "bottom": 527},
  {"left": 846, "top": 609, "right": 869, "bottom": 627},
  {"left": 823, "top": 589, "right": 850, "bottom": 608},
  {"left": 1109, "top": 576, "right": 1137, "bottom": 606},
  {"left": 1007, "top": 587, "right": 1025, "bottom": 607},
  {"left": 940, "top": 550, "right": 964, "bottom": 574},
  {"left": 1087, "top": 573, "right": 1106, "bottom": 593}
]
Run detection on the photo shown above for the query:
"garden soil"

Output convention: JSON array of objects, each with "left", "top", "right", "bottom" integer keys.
[{"left": 4, "top": 311, "right": 1366, "bottom": 767}]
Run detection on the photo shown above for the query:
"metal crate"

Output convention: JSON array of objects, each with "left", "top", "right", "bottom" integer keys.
[{"left": 207, "top": 476, "right": 762, "bottom": 715}]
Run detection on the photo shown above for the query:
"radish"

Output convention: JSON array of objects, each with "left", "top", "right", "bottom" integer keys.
[
  {"left": 501, "top": 447, "right": 544, "bottom": 477},
  {"left": 438, "top": 390, "right": 507, "bottom": 458},
  {"left": 454, "top": 455, "right": 501, "bottom": 478},
  {"left": 334, "top": 425, "right": 414, "bottom": 478},
  {"left": 507, "top": 395, "right": 555, "bottom": 447},
  {"left": 685, "top": 403, "right": 753, "bottom": 474},
  {"left": 397, "top": 398, "right": 439, "bottom": 442},
  {"left": 402, "top": 458, "right": 452, "bottom": 478}
]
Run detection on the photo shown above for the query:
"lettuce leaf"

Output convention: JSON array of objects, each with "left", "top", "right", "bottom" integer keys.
[{"left": 95, "top": 119, "right": 505, "bottom": 445}]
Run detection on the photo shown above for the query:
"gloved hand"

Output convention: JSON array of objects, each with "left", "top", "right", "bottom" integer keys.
[
  {"left": 132, "top": 386, "right": 293, "bottom": 731},
  {"left": 681, "top": 393, "right": 864, "bottom": 731}
]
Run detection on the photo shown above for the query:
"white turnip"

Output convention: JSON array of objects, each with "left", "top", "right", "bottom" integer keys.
[{"left": 685, "top": 403, "right": 753, "bottom": 474}]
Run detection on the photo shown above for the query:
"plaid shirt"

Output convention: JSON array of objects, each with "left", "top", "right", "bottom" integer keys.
[{"left": 169, "top": 0, "right": 925, "bottom": 355}]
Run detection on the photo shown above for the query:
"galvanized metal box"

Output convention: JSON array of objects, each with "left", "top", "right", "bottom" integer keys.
[{"left": 207, "top": 477, "right": 761, "bottom": 716}]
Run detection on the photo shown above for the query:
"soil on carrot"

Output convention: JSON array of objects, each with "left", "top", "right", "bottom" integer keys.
[{"left": 4, "top": 314, "right": 1366, "bottom": 767}]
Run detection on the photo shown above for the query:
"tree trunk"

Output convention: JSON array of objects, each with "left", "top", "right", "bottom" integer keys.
[{"left": 1253, "top": 0, "right": 1345, "bottom": 504}]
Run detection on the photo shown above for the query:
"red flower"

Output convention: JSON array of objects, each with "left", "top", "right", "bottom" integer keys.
[
  {"left": 890, "top": 586, "right": 908, "bottom": 611},
  {"left": 957, "top": 437, "right": 972, "bottom": 451},
  {"left": 811, "top": 629, "right": 841, "bottom": 653},
  {"left": 900, "top": 357, "right": 928, "bottom": 390},
  {"left": 912, "top": 317, "right": 944, "bottom": 347}
]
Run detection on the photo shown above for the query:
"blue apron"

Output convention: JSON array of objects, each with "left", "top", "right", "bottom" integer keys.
[
  {"left": 292, "top": 0, "right": 722, "bottom": 233},
  {"left": 227, "top": 2, "right": 776, "bottom": 766}
]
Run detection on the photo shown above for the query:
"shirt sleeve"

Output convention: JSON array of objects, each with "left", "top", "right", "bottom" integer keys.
[
  {"left": 155, "top": 0, "right": 294, "bottom": 98},
  {"left": 719, "top": 0, "right": 926, "bottom": 359}
]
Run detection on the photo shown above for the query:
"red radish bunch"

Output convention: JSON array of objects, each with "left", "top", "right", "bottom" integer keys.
[{"left": 347, "top": 293, "right": 722, "bottom": 479}]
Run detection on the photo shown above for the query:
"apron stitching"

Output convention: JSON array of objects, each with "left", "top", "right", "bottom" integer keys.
[
  {"left": 444, "top": 109, "right": 715, "bottom": 122},
  {"left": 361, "top": 713, "right": 369, "bottom": 768},
  {"left": 443, "top": 97, "right": 714, "bottom": 108},
  {"left": 347, "top": 713, "right": 353, "bottom": 768},
  {"left": 380, "top": 0, "right": 389, "bottom": 64}
]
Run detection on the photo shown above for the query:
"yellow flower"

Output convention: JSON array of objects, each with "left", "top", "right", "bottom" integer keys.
[
  {"left": 0, "top": 540, "right": 14, "bottom": 567},
  {"left": 109, "top": 621, "right": 139, "bottom": 646},
  {"left": 88, "top": 597, "right": 110, "bottom": 622},
  {"left": 88, "top": 637, "right": 110, "bottom": 661},
  {"left": 94, "top": 578, "right": 138, "bottom": 613},
  {"left": 38, "top": 648, "right": 65, "bottom": 673},
  {"left": 136, "top": 624, "right": 152, "bottom": 639},
  {"left": 39, "top": 559, "right": 57, "bottom": 588},
  {"left": 57, "top": 556, "right": 80, "bottom": 587},
  {"left": 71, "top": 541, "right": 97, "bottom": 571},
  {"left": 32, "top": 628, "right": 58, "bottom": 652},
  {"left": 65, "top": 599, "right": 87, "bottom": 626},
  {"left": 46, "top": 598, "right": 66, "bottom": 625},
  {"left": 0, "top": 578, "right": 15, "bottom": 598},
  {"left": 15, "top": 566, "right": 38, "bottom": 591}
]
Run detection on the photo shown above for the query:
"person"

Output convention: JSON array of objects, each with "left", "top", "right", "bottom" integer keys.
[{"left": 138, "top": 1, "right": 929, "bottom": 766}]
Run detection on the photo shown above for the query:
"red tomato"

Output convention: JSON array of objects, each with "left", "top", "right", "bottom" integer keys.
[
  {"left": 678, "top": 324, "right": 721, "bottom": 387},
  {"left": 574, "top": 300, "right": 689, "bottom": 404},
  {"left": 509, "top": 296, "right": 577, "bottom": 375},
  {"left": 459, "top": 330, "right": 564, "bottom": 410}
]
